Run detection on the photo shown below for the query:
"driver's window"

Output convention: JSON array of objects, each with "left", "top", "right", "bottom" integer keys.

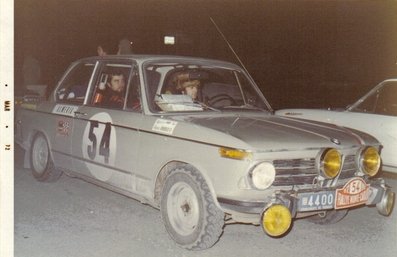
[{"left": 56, "top": 62, "right": 95, "bottom": 104}]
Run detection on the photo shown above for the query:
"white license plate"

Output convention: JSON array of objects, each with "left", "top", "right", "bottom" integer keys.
[
  {"left": 298, "top": 191, "right": 335, "bottom": 212},
  {"left": 335, "top": 177, "right": 370, "bottom": 209}
]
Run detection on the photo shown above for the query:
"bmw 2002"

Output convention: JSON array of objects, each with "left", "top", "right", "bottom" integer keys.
[{"left": 16, "top": 55, "right": 395, "bottom": 250}]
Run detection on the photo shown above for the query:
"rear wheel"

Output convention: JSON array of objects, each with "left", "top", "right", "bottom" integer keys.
[
  {"left": 307, "top": 209, "right": 348, "bottom": 225},
  {"left": 160, "top": 165, "right": 224, "bottom": 250},
  {"left": 30, "top": 133, "right": 62, "bottom": 182}
]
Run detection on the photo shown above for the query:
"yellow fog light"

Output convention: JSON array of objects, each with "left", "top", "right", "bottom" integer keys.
[
  {"left": 219, "top": 147, "right": 252, "bottom": 160},
  {"left": 320, "top": 148, "right": 342, "bottom": 178},
  {"left": 360, "top": 146, "right": 381, "bottom": 177},
  {"left": 262, "top": 205, "right": 292, "bottom": 237}
]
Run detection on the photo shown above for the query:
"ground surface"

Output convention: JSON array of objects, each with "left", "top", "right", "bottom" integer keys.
[{"left": 14, "top": 147, "right": 397, "bottom": 257}]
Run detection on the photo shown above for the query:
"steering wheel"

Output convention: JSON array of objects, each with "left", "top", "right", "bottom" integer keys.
[{"left": 208, "top": 94, "right": 237, "bottom": 107}]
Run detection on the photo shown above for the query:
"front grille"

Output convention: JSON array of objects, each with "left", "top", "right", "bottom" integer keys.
[
  {"left": 273, "top": 158, "right": 317, "bottom": 186},
  {"left": 272, "top": 155, "right": 357, "bottom": 187}
]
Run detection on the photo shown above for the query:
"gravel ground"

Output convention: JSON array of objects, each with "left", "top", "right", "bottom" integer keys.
[{"left": 14, "top": 148, "right": 397, "bottom": 257}]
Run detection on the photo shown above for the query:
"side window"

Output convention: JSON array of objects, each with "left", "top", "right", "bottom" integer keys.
[
  {"left": 90, "top": 62, "right": 132, "bottom": 110},
  {"left": 56, "top": 62, "right": 95, "bottom": 104}
]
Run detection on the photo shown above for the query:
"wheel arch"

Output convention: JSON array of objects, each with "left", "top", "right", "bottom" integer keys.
[{"left": 153, "top": 160, "right": 221, "bottom": 210}]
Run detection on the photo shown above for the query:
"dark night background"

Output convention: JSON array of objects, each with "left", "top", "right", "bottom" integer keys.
[{"left": 14, "top": 0, "right": 397, "bottom": 109}]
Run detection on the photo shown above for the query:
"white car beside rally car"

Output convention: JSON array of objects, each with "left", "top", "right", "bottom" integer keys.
[
  {"left": 276, "top": 79, "right": 397, "bottom": 174},
  {"left": 16, "top": 55, "right": 395, "bottom": 250}
]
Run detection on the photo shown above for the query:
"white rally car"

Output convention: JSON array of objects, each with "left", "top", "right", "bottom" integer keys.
[
  {"left": 16, "top": 55, "right": 395, "bottom": 250},
  {"left": 277, "top": 79, "right": 397, "bottom": 174}
]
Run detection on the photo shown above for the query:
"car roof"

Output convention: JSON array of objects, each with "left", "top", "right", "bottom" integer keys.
[{"left": 77, "top": 55, "right": 241, "bottom": 69}]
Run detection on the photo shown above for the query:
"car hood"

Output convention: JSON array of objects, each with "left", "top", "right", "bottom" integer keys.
[{"left": 170, "top": 113, "right": 378, "bottom": 151}]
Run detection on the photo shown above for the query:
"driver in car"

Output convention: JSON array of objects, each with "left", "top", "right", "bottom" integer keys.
[
  {"left": 170, "top": 72, "right": 200, "bottom": 100},
  {"left": 179, "top": 79, "right": 200, "bottom": 101},
  {"left": 104, "top": 72, "right": 126, "bottom": 108}
]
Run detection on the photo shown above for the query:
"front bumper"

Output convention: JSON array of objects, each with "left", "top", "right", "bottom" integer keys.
[{"left": 218, "top": 177, "right": 394, "bottom": 223}]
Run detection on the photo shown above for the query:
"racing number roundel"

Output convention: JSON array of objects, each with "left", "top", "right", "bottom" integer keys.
[{"left": 82, "top": 112, "right": 116, "bottom": 181}]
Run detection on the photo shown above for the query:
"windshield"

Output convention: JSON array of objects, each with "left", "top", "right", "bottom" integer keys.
[
  {"left": 144, "top": 60, "right": 271, "bottom": 113},
  {"left": 350, "top": 81, "right": 397, "bottom": 116}
]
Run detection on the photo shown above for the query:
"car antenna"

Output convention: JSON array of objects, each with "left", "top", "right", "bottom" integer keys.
[
  {"left": 209, "top": 16, "right": 273, "bottom": 112},
  {"left": 209, "top": 17, "right": 250, "bottom": 74}
]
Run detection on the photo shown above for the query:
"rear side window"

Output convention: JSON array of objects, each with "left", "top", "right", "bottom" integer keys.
[{"left": 56, "top": 62, "right": 96, "bottom": 104}]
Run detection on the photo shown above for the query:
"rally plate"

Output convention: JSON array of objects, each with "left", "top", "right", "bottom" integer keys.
[{"left": 335, "top": 177, "right": 370, "bottom": 209}]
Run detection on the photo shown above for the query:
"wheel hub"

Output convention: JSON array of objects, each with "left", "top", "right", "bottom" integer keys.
[
  {"left": 167, "top": 181, "right": 200, "bottom": 236},
  {"left": 181, "top": 201, "right": 191, "bottom": 214}
]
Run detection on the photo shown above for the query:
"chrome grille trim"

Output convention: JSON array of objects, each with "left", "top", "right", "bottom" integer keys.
[
  {"left": 273, "top": 158, "right": 317, "bottom": 186},
  {"left": 273, "top": 155, "right": 357, "bottom": 186}
]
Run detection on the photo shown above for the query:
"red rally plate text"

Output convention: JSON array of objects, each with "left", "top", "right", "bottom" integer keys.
[{"left": 335, "top": 177, "right": 370, "bottom": 209}]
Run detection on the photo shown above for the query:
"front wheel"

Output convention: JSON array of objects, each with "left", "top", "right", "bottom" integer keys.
[
  {"left": 160, "top": 165, "right": 224, "bottom": 250},
  {"left": 30, "top": 133, "right": 62, "bottom": 182}
]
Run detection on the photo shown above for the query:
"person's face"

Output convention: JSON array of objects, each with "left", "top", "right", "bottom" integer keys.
[
  {"left": 97, "top": 46, "right": 107, "bottom": 56},
  {"left": 108, "top": 74, "right": 125, "bottom": 93},
  {"left": 184, "top": 85, "right": 198, "bottom": 100}
]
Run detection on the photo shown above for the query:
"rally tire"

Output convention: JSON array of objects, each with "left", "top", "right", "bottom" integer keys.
[
  {"left": 307, "top": 209, "right": 348, "bottom": 225},
  {"left": 30, "top": 133, "right": 62, "bottom": 182},
  {"left": 160, "top": 165, "right": 224, "bottom": 250}
]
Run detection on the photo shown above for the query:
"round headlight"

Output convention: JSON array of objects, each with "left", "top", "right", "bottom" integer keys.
[
  {"left": 320, "top": 148, "right": 342, "bottom": 178},
  {"left": 360, "top": 146, "right": 381, "bottom": 177},
  {"left": 251, "top": 162, "right": 276, "bottom": 190}
]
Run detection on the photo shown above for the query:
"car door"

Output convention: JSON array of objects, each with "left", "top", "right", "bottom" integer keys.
[
  {"left": 71, "top": 60, "right": 144, "bottom": 193},
  {"left": 51, "top": 60, "right": 97, "bottom": 169}
]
